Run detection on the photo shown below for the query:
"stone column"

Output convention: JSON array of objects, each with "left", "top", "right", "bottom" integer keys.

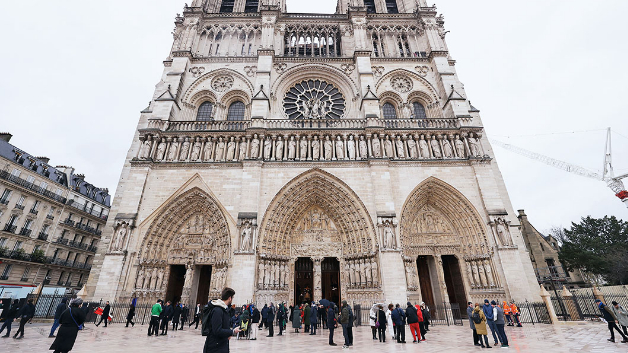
[
  {"left": 540, "top": 285, "right": 559, "bottom": 324},
  {"left": 434, "top": 255, "right": 451, "bottom": 304},
  {"left": 561, "top": 286, "right": 581, "bottom": 321},
  {"left": 313, "top": 257, "right": 323, "bottom": 301},
  {"left": 180, "top": 264, "right": 195, "bottom": 305}
]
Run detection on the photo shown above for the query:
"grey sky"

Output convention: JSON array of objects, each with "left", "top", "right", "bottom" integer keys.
[{"left": 1, "top": 0, "right": 626, "bottom": 233}]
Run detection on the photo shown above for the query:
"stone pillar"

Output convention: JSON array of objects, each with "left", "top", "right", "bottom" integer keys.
[
  {"left": 592, "top": 286, "right": 605, "bottom": 302},
  {"left": 180, "top": 264, "right": 195, "bottom": 305},
  {"left": 313, "top": 257, "right": 323, "bottom": 302},
  {"left": 540, "top": 285, "right": 559, "bottom": 324},
  {"left": 561, "top": 286, "right": 581, "bottom": 321},
  {"left": 434, "top": 255, "right": 451, "bottom": 304}
]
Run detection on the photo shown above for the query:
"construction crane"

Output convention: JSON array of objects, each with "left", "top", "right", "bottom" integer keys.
[{"left": 491, "top": 128, "right": 628, "bottom": 208}]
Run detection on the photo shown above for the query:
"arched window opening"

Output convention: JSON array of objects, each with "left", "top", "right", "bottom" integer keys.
[
  {"left": 365, "top": 0, "right": 377, "bottom": 13},
  {"left": 244, "top": 0, "right": 259, "bottom": 13},
  {"left": 196, "top": 102, "right": 214, "bottom": 121},
  {"left": 412, "top": 102, "right": 427, "bottom": 119},
  {"left": 227, "top": 101, "right": 246, "bottom": 121},
  {"left": 386, "top": 0, "right": 399, "bottom": 14},
  {"left": 382, "top": 103, "right": 397, "bottom": 119},
  {"left": 220, "top": 0, "right": 235, "bottom": 13}
]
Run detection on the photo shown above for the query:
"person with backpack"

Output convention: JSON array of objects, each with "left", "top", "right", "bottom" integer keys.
[
  {"left": 406, "top": 302, "right": 420, "bottom": 343},
  {"left": 49, "top": 298, "right": 86, "bottom": 353},
  {"left": 491, "top": 300, "right": 508, "bottom": 347},
  {"left": 13, "top": 299, "right": 35, "bottom": 339},
  {"left": 0, "top": 299, "right": 19, "bottom": 338},
  {"left": 203, "top": 288, "right": 242, "bottom": 353},
  {"left": 392, "top": 303, "right": 406, "bottom": 343},
  {"left": 482, "top": 299, "right": 498, "bottom": 346},
  {"left": 473, "top": 304, "right": 492, "bottom": 348},
  {"left": 239, "top": 305, "right": 250, "bottom": 339},
  {"left": 596, "top": 299, "right": 628, "bottom": 343},
  {"left": 148, "top": 299, "right": 162, "bottom": 336},
  {"left": 340, "top": 301, "right": 351, "bottom": 348},
  {"left": 468, "top": 302, "right": 480, "bottom": 346}
]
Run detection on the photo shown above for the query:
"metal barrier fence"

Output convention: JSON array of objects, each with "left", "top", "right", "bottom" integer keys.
[
  {"left": 550, "top": 286, "right": 628, "bottom": 321},
  {"left": 355, "top": 302, "right": 462, "bottom": 327},
  {"left": 514, "top": 301, "right": 552, "bottom": 324}
]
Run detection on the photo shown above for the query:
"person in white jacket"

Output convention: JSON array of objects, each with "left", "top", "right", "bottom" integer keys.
[{"left": 386, "top": 304, "right": 395, "bottom": 340}]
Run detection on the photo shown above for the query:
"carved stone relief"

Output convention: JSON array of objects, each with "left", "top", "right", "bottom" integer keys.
[
  {"left": 390, "top": 75, "right": 413, "bottom": 93},
  {"left": 211, "top": 75, "right": 234, "bottom": 92}
]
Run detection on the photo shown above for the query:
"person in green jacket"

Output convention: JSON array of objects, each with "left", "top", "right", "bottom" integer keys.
[
  {"left": 304, "top": 304, "right": 312, "bottom": 333},
  {"left": 148, "top": 299, "right": 163, "bottom": 336}
]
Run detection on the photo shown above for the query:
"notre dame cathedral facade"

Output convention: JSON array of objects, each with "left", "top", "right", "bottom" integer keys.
[{"left": 86, "top": 0, "right": 540, "bottom": 309}]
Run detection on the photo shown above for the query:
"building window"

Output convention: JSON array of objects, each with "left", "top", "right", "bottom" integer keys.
[
  {"left": 540, "top": 242, "right": 545, "bottom": 251},
  {"left": 413, "top": 102, "right": 427, "bottom": 119},
  {"left": 196, "top": 102, "right": 214, "bottom": 121},
  {"left": 13, "top": 241, "right": 23, "bottom": 251},
  {"left": 23, "top": 219, "right": 33, "bottom": 230},
  {"left": 220, "top": 0, "right": 235, "bottom": 13},
  {"left": 227, "top": 101, "right": 246, "bottom": 121},
  {"left": 364, "top": 0, "right": 376, "bottom": 13},
  {"left": 52, "top": 248, "right": 59, "bottom": 260},
  {"left": 1, "top": 264, "right": 13, "bottom": 279},
  {"left": 48, "top": 207, "right": 55, "bottom": 217},
  {"left": 26, "top": 175, "right": 35, "bottom": 184},
  {"left": 0, "top": 238, "right": 7, "bottom": 247},
  {"left": 283, "top": 80, "right": 346, "bottom": 119},
  {"left": 21, "top": 267, "right": 30, "bottom": 281},
  {"left": 31, "top": 200, "right": 40, "bottom": 213},
  {"left": 382, "top": 103, "right": 397, "bottom": 119},
  {"left": 78, "top": 273, "right": 84, "bottom": 285},
  {"left": 244, "top": 0, "right": 259, "bottom": 13},
  {"left": 40, "top": 181, "right": 48, "bottom": 191},
  {"left": 385, "top": 0, "right": 399, "bottom": 13},
  {"left": 16, "top": 195, "right": 25, "bottom": 207},
  {"left": 0, "top": 189, "right": 11, "bottom": 204},
  {"left": 11, "top": 169, "right": 21, "bottom": 177}
]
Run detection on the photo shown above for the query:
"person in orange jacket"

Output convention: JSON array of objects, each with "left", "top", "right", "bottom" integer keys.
[
  {"left": 510, "top": 301, "right": 522, "bottom": 327},
  {"left": 503, "top": 301, "right": 514, "bottom": 326}
]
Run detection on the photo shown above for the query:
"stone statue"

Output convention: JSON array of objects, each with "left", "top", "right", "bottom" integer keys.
[
  {"left": 430, "top": 135, "right": 442, "bottom": 158},
  {"left": 184, "top": 265, "right": 193, "bottom": 287},
  {"left": 454, "top": 135, "right": 466, "bottom": 158},
  {"left": 358, "top": 135, "right": 368, "bottom": 159},
  {"left": 311, "top": 136, "right": 320, "bottom": 160},
  {"left": 203, "top": 138, "right": 214, "bottom": 161},
  {"left": 345, "top": 262, "right": 352, "bottom": 288},
  {"left": 240, "top": 223, "right": 252, "bottom": 252},
  {"left": 288, "top": 136, "right": 296, "bottom": 160},
  {"left": 407, "top": 136, "right": 418, "bottom": 159},
  {"left": 250, "top": 134, "right": 260, "bottom": 159},
  {"left": 226, "top": 137, "right": 236, "bottom": 161},
  {"left": 371, "top": 259, "right": 379, "bottom": 286},
  {"left": 190, "top": 139, "right": 202, "bottom": 161},
  {"left": 179, "top": 138, "right": 190, "bottom": 160},
  {"left": 258, "top": 261, "right": 264, "bottom": 288},
  {"left": 478, "top": 262, "right": 487, "bottom": 288},
  {"left": 215, "top": 137, "right": 226, "bottom": 161},
  {"left": 114, "top": 223, "right": 128, "bottom": 251},
  {"left": 347, "top": 135, "right": 356, "bottom": 160},
  {"left": 402, "top": 103, "right": 412, "bottom": 119},
  {"left": 156, "top": 269, "right": 164, "bottom": 290},
  {"left": 442, "top": 137, "right": 454, "bottom": 158},
  {"left": 364, "top": 259, "right": 372, "bottom": 286},
  {"left": 384, "top": 135, "right": 394, "bottom": 158},
  {"left": 372, "top": 134, "right": 381, "bottom": 158},
  {"left": 335, "top": 136, "right": 344, "bottom": 159},
  {"left": 139, "top": 138, "right": 152, "bottom": 159},
  {"left": 484, "top": 260, "right": 495, "bottom": 287},
  {"left": 468, "top": 135, "right": 481, "bottom": 157},
  {"left": 136, "top": 268, "right": 145, "bottom": 289},
  {"left": 149, "top": 268, "right": 157, "bottom": 290},
  {"left": 419, "top": 135, "right": 430, "bottom": 158},
  {"left": 384, "top": 223, "right": 395, "bottom": 249},
  {"left": 167, "top": 139, "right": 178, "bottom": 161},
  {"left": 299, "top": 136, "right": 308, "bottom": 160},
  {"left": 263, "top": 137, "right": 272, "bottom": 159},
  {"left": 238, "top": 138, "right": 247, "bottom": 160},
  {"left": 496, "top": 218, "right": 511, "bottom": 246},
  {"left": 395, "top": 136, "right": 405, "bottom": 158},
  {"left": 156, "top": 139, "right": 167, "bottom": 161},
  {"left": 324, "top": 136, "right": 333, "bottom": 160},
  {"left": 275, "top": 136, "right": 284, "bottom": 160},
  {"left": 282, "top": 263, "right": 288, "bottom": 288}
]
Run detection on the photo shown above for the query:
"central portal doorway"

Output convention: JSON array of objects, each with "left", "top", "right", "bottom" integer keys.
[
  {"left": 165, "top": 265, "right": 186, "bottom": 304},
  {"left": 416, "top": 256, "right": 435, "bottom": 309},
  {"left": 441, "top": 255, "right": 467, "bottom": 314},
  {"left": 321, "top": 258, "right": 340, "bottom": 304},
  {"left": 195, "top": 265, "right": 212, "bottom": 306},
  {"left": 294, "top": 258, "right": 313, "bottom": 305}
]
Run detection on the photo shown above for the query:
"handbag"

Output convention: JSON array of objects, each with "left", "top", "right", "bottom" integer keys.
[{"left": 69, "top": 308, "right": 84, "bottom": 330}]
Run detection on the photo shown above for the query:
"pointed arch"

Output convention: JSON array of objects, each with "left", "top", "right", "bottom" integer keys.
[
  {"left": 399, "top": 177, "right": 489, "bottom": 257},
  {"left": 375, "top": 68, "right": 440, "bottom": 102},
  {"left": 258, "top": 169, "right": 377, "bottom": 256}
]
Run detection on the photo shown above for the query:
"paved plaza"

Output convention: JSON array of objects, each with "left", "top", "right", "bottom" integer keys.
[{"left": 1, "top": 321, "right": 626, "bottom": 353}]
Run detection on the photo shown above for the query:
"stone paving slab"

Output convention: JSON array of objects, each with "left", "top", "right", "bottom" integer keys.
[{"left": 1, "top": 321, "right": 626, "bottom": 352}]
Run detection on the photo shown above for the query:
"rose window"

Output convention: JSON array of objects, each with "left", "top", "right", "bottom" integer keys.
[
  {"left": 283, "top": 79, "right": 345, "bottom": 120},
  {"left": 390, "top": 76, "right": 413, "bottom": 93}
]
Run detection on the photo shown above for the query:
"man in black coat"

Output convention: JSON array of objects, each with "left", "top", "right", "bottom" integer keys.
[
  {"left": 160, "top": 301, "right": 173, "bottom": 335},
  {"left": 180, "top": 304, "right": 188, "bottom": 330},
  {"left": 203, "top": 288, "right": 241, "bottom": 353},
  {"left": 266, "top": 306, "right": 275, "bottom": 337},
  {"left": 261, "top": 304, "right": 268, "bottom": 330},
  {"left": 13, "top": 299, "right": 35, "bottom": 339},
  {"left": 406, "top": 302, "right": 420, "bottom": 343},
  {"left": 190, "top": 303, "right": 202, "bottom": 329},
  {"left": 327, "top": 304, "right": 337, "bottom": 346},
  {"left": 0, "top": 300, "right": 19, "bottom": 337},
  {"left": 250, "top": 305, "right": 260, "bottom": 340},
  {"left": 49, "top": 297, "right": 68, "bottom": 337},
  {"left": 95, "top": 301, "right": 111, "bottom": 327}
]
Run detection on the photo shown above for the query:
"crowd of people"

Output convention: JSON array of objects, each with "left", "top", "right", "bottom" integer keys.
[{"left": 468, "top": 300, "right": 518, "bottom": 349}]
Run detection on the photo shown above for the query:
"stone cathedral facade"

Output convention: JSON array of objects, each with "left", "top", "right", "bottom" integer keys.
[{"left": 86, "top": 0, "right": 540, "bottom": 309}]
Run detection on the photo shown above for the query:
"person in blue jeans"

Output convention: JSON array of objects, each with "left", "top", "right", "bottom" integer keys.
[
  {"left": 491, "top": 300, "right": 509, "bottom": 347},
  {"left": 49, "top": 298, "right": 68, "bottom": 337},
  {"left": 482, "top": 299, "right": 499, "bottom": 345}
]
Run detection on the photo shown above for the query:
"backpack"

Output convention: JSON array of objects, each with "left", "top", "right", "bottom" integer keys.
[
  {"left": 201, "top": 302, "right": 217, "bottom": 337},
  {"left": 472, "top": 311, "right": 482, "bottom": 324}
]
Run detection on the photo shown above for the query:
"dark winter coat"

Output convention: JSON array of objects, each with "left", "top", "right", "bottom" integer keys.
[
  {"left": 162, "top": 305, "right": 174, "bottom": 321},
  {"left": 292, "top": 308, "right": 302, "bottom": 328},
  {"left": 304, "top": 305, "right": 312, "bottom": 324},
  {"left": 19, "top": 303, "right": 35, "bottom": 319},
  {"left": 101, "top": 304, "right": 111, "bottom": 318},
  {"left": 127, "top": 306, "right": 136, "bottom": 321},
  {"left": 252, "top": 308, "right": 260, "bottom": 323},
  {"left": 205, "top": 301, "right": 234, "bottom": 353},
  {"left": 261, "top": 306, "right": 269, "bottom": 320},
  {"left": 5, "top": 303, "right": 20, "bottom": 320},
  {"left": 467, "top": 305, "right": 475, "bottom": 329},
  {"left": 181, "top": 306, "right": 189, "bottom": 322},
  {"left": 347, "top": 305, "right": 354, "bottom": 328},
  {"left": 391, "top": 307, "right": 405, "bottom": 326},
  {"left": 266, "top": 308, "right": 275, "bottom": 324},
  {"left": 599, "top": 303, "right": 617, "bottom": 322},
  {"left": 54, "top": 299, "right": 68, "bottom": 320},
  {"left": 340, "top": 304, "right": 350, "bottom": 324},
  {"left": 310, "top": 307, "right": 318, "bottom": 325},
  {"left": 172, "top": 305, "right": 182, "bottom": 323},
  {"left": 406, "top": 303, "right": 419, "bottom": 324},
  {"left": 377, "top": 309, "right": 387, "bottom": 329},
  {"left": 49, "top": 306, "right": 86, "bottom": 352},
  {"left": 326, "top": 307, "right": 336, "bottom": 328}
]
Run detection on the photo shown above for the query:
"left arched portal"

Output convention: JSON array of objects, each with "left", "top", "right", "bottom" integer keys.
[{"left": 133, "top": 187, "right": 231, "bottom": 305}]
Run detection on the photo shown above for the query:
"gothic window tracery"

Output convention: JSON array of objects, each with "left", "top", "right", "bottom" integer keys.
[
  {"left": 412, "top": 102, "right": 427, "bottom": 119},
  {"left": 382, "top": 102, "right": 397, "bottom": 119},
  {"left": 196, "top": 102, "right": 214, "bottom": 121},
  {"left": 283, "top": 25, "right": 341, "bottom": 57},
  {"left": 364, "top": 0, "right": 377, "bottom": 14},
  {"left": 227, "top": 101, "right": 246, "bottom": 121},
  {"left": 220, "top": 0, "right": 235, "bottom": 13},
  {"left": 283, "top": 80, "right": 346, "bottom": 120},
  {"left": 244, "top": 0, "right": 259, "bottom": 13},
  {"left": 385, "top": 0, "right": 399, "bottom": 14}
]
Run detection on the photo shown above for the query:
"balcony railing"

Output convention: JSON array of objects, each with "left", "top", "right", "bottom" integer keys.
[
  {"left": 46, "top": 214, "right": 54, "bottom": 220},
  {"left": 63, "top": 218, "right": 102, "bottom": 236},
  {"left": 57, "top": 280, "right": 65, "bottom": 286},
  {"left": 88, "top": 245, "right": 98, "bottom": 253},
  {"left": 68, "top": 240, "right": 88, "bottom": 250},
  {"left": 0, "top": 170, "right": 67, "bottom": 204},
  {"left": 14, "top": 204, "right": 25, "bottom": 210},
  {"left": 66, "top": 199, "right": 108, "bottom": 221},
  {"left": 38, "top": 232, "right": 49, "bottom": 241},
  {"left": 165, "top": 120, "right": 249, "bottom": 132},
  {"left": 20, "top": 277, "right": 29, "bottom": 282},
  {"left": 19, "top": 228, "right": 32, "bottom": 237},
  {"left": 55, "top": 238, "right": 69, "bottom": 245},
  {"left": 29, "top": 209, "right": 39, "bottom": 215},
  {"left": 0, "top": 199, "right": 9, "bottom": 205},
  {"left": 63, "top": 219, "right": 75, "bottom": 227},
  {"left": 0, "top": 275, "right": 9, "bottom": 280},
  {"left": 3, "top": 224, "right": 17, "bottom": 233},
  {"left": 535, "top": 266, "right": 570, "bottom": 283}
]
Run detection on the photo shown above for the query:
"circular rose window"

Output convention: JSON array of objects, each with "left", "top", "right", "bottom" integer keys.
[{"left": 283, "top": 79, "right": 346, "bottom": 120}]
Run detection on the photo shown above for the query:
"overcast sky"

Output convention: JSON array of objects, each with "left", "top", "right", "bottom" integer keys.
[{"left": 1, "top": 0, "right": 626, "bottom": 233}]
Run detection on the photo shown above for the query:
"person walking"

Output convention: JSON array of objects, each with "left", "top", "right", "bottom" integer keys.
[
  {"left": 376, "top": 305, "right": 387, "bottom": 343},
  {"left": 148, "top": 299, "right": 163, "bottom": 336},
  {"left": 309, "top": 303, "right": 318, "bottom": 335},
  {"left": 292, "top": 305, "right": 302, "bottom": 333},
  {"left": 304, "top": 303, "right": 311, "bottom": 333},
  {"left": 250, "top": 305, "right": 259, "bottom": 340},
  {"left": 190, "top": 304, "right": 202, "bottom": 329},
  {"left": 49, "top": 298, "right": 68, "bottom": 337},
  {"left": 347, "top": 303, "right": 354, "bottom": 346},
  {"left": 482, "top": 299, "right": 498, "bottom": 346},
  {"left": 610, "top": 301, "right": 628, "bottom": 336},
  {"left": 596, "top": 299, "right": 628, "bottom": 343},
  {"left": 472, "top": 304, "right": 492, "bottom": 348},
  {"left": 95, "top": 301, "right": 111, "bottom": 327},
  {"left": 392, "top": 303, "right": 406, "bottom": 343},
  {"left": 49, "top": 298, "right": 86, "bottom": 353},
  {"left": 0, "top": 300, "right": 20, "bottom": 338},
  {"left": 13, "top": 299, "right": 35, "bottom": 339},
  {"left": 319, "top": 304, "right": 326, "bottom": 329},
  {"left": 172, "top": 303, "right": 182, "bottom": 331},
  {"left": 340, "top": 301, "right": 351, "bottom": 348},
  {"left": 266, "top": 304, "right": 275, "bottom": 337},
  {"left": 510, "top": 301, "right": 522, "bottom": 327},
  {"left": 467, "top": 302, "right": 480, "bottom": 346},
  {"left": 125, "top": 303, "right": 135, "bottom": 328},
  {"left": 406, "top": 302, "right": 420, "bottom": 343},
  {"left": 327, "top": 304, "right": 338, "bottom": 346},
  {"left": 420, "top": 303, "right": 430, "bottom": 332},
  {"left": 416, "top": 303, "right": 426, "bottom": 341},
  {"left": 160, "top": 301, "right": 173, "bottom": 335},
  {"left": 492, "top": 300, "right": 508, "bottom": 347},
  {"left": 180, "top": 304, "right": 188, "bottom": 330},
  {"left": 261, "top": 304, "right": 268, "bottom": 330},
  {"left": 203, "top": 287, "right": 241, "bottom": 353}
]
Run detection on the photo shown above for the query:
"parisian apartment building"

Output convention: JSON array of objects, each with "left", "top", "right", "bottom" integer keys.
[{"left": 0, "top": 133, "right": 110, "bottom": 297}]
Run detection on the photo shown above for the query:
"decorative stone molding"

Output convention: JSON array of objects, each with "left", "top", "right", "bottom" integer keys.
[
  {"left": 243, "top": 66, "right": 257, "bottom": 77},
  {"left": 390, "top": 75, "right": 413, "bottom": 93},
  {"left": 236, "top": 212, "right": 258, "bottom": 254},
  {"left": 372, "top": 66, "right": 385, "bottom": 78},
  {"left": 377, "top": 212, "right": 398, "bottom": 250},
  {"left": 340, "top": 63, "right": 356, "bottom": 75},
  {"left": 415, "top": 65, "right": 429, "bottom": 77},
  {"left": 189, "top": 66, "right": 205, "bottom": 78},
  {"left": 211, "top": 75, "right": 234, "bottom": 92}
]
